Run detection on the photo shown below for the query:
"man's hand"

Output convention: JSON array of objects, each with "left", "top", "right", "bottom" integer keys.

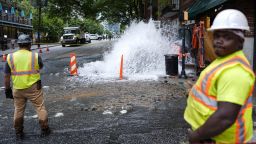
[
  {"left": 188, "top": 129, "right": 201, "bottom": 143},
  {"left": 5, "top": 88, "right": 13, "bottom": 99},
  {"left": 188, "top": 102, "right": 241, "bottom": 141}
]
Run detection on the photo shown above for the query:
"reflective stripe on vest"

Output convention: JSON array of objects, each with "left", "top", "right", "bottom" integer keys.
[
  {"left": 190, "top": 56, "right": 254, "bottom": 143},
  {"left": 190, "top": 86, "right": 217, "bottom": 110},
  {"left": 9, "top": 53, "right": 16, "bottom": 71},
  {"left": 192, "top": 88, "right": 253, "bottom": 143},
  {"left": 236, "top": 95, "right": 253, "bottom": 143},
  {"left": 201, "top": 57, "right": 252, "bottom": 96},
  {"left": 9, "top": 52, "right": 39, "bottom": 75},
  {"left": 236, "top": 84, "right": 254, "bottom": 143}
]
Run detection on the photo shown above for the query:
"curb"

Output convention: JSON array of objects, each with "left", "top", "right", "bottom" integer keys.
[
  {"left": 31, "top": 44, "right": 61, "bottom": 50},
  {"left": 0, "top": 44, "right": 61, "bottom": 57}
]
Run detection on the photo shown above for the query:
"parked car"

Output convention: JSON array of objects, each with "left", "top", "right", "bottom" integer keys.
[
  {"left": 89, "top": 34, "right": 99, "bottom": 40},
  {"left": 85, "top": 33, "right": 91, "bottom": 43},
  {"left": 60, "top": 36, "right": 63, "bottom": 43},
  {"left": 97, "top": 35, "right": 103, "bottom": 40}
]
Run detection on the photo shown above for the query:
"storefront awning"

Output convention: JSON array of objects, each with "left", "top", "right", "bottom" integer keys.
[{"left": 188, "top": 0, "right": 229, "bottom": 19}]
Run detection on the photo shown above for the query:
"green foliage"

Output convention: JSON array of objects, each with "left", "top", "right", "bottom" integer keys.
[
  {"left": 31, "top": 6, "right": 64, "bottom": 42},
  {"left": 47, "top": 0, "right": 80, "bottom": 20},
  {"left": 83, "top": 19, "right": 105, "bottom": 34},
  {"left": 67, "top": 19, "right": 106, "bottom": 35},
  {"left": 99, "top": 0, "right": 144, "bottom": 25},
  {"left": 46, "top": 0, "right": 144, "bottom": 25},
  {"left": 13, "top": 0, "right": 33, "bottom": 17},
  {"left": 42, "top": 16, "right": 65, "bottom": 42},
  {"left": 12, "top": 0, "right": 146, "bottom": 42}
]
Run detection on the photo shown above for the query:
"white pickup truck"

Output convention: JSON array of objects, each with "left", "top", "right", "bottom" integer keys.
[{"left": 61, "top": 27, "right": 91, "bottom": 47}]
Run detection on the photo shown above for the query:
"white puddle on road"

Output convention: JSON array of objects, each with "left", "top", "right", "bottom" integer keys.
[
  {"left": 43, "top": 86, "right": 50, "bottom": 89},
  {"left": 24, "top": 113, "right": 64, "bottom": 119},
  {"left": 24, "top": 115, "right": 38, "bottom": 119},
  {"left": 55, "top": 112, "right": 64, "bottom": 117},
  {"left": 0, "top": 115, "right": 8, "bottom": 119},
  {"left": 120, "top": 110, "right": 127, "bottom": 114},
  {"left": 102, "top": 110, "right": 113, "bottom": 115}
]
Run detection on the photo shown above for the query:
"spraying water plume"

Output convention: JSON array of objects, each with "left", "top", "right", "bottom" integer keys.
[{"left": 78, "top": 20, "right": 178, "bottom": 82}]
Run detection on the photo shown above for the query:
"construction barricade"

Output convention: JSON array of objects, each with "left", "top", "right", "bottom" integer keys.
[{"left": 70, "top": 53, "right": 78, "bottom": 76}]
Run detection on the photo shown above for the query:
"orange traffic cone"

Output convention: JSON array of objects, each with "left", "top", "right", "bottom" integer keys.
[
  {"left": 2, "top": 54, "right": 7, "bottom": 62},
  {"left": 120, "top": 54, "right": 123, "bottom": 80},
  {"left": 70, "top": 53, "right": 78, "bottom": 76},
  {"left": 46, "top": 45, "right": 49, "bottom": 52}
]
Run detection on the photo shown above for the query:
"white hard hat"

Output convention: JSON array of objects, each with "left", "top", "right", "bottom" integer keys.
[
  {"left": 209, "top": 9, "right": 249, "bottom": 31},
  {"left": 17, "top": 34, "right": 32, "bottom": 44}
]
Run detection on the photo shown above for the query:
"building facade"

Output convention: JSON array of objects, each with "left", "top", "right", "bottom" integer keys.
[
  {"left": 180, "top": 0, "right": 255, "bottom": 70},
  {"left": 141, "top": 0, "right": 180, "bottom": 39},
  {"left": 0, "top": 0, "right": 32, "bottom": 50}
]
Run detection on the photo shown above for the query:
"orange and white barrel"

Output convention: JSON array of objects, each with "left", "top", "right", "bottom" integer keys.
[{"left": 70, "top": 53, "right": 78, "bottom": 76}]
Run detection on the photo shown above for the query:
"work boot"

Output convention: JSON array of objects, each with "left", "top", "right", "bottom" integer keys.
[
  {"left": 41, "top": 127, "right": 51, "bottom": 137},
  {"left": 39, "top": 119, "right": 51, "bottom": 137},
  {"left": 14, "top": 118, "right": 24, "bottom": 140},
  {"left": 15, "top": 131, "right": 24, "bottom": 140}
]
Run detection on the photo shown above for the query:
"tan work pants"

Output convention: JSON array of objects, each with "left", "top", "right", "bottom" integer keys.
[{"left": 13, "top": 82, "right": 48, "bottom": 133}]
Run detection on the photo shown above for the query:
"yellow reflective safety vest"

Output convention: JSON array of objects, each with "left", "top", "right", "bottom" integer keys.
[
  {"left": 184, "top": 50, "right": 255, "bottom": 143},
  {"left": 7, "top": 49, "right": 40, "bottom": 89}
]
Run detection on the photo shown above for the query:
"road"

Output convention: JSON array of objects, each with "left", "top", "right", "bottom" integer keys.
[{"left": 0, "top": 40, "right": 195, "bottom": 144}]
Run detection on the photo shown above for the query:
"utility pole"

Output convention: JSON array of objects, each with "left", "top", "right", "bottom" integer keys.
[
  {"left": 37, "top": 0, "right": 41, "bottom": 49},
  {"left": 179, "top": 25, "right": 187, "bottom": 79},
  {"left": 179, "top": 11, "right": 188, "bottom": 79},
  {"left": 150, "top": 0, "right": 152, "bottom": 18}
]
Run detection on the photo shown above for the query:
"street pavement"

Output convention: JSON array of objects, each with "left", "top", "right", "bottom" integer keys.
[
  {"left": 0, "top": 39, "right": 112, "bottom": 57},
  {"left": 0, "top": 41, "right": 256, "bottom": 143}
]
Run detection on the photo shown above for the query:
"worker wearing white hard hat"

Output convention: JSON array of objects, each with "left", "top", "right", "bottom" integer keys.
[
  {"left": 4, "top": 34, "right": 51, "bottom": 140},
  {"left": 184, "top": 9, "right": 255, "bottom": 143}
]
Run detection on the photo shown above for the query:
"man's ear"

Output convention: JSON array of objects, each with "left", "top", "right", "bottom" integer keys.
[
  {"left": 240, "top": 37, "right": 244, "bottom": 43},
  {"left": 237, "top": 36, "right": 244, "bottom": 50}
]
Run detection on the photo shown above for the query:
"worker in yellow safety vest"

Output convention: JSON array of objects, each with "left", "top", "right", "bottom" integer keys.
[
  {"left": 4, "top": 34, "right": 51, "bottom": 140},
  {"left": 184, "top": 9, "right": 255, "bottom": 143}
]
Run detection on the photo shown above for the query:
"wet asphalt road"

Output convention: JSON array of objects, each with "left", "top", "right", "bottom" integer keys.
[{"left": 0, "top": 40, "right": 189, "bottom": 144}]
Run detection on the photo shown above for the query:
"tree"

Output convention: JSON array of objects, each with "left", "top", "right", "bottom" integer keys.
[
  {"left": 67, "top": 18, "right": 105, "bottom": 35},
  {"left": 46, "top": 0, "right": 104, "bottom": 20},
  {"left": 14, "top": 0, "right": 146, "bottom": 42},
  {"left": 46, "top": 0, "right": 145, "bottom": 25},
  {"left": 12, "top": 0, "right": 33, "bottom": 17}
]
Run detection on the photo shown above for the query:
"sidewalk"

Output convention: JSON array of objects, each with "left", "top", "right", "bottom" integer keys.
[{"left": 0, "top": 43, "right": 60, "bottom": 57}]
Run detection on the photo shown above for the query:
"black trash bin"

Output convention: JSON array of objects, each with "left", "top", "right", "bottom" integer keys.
[{"left": 164, "top": 54, "right": 178, "bottom": 76}]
